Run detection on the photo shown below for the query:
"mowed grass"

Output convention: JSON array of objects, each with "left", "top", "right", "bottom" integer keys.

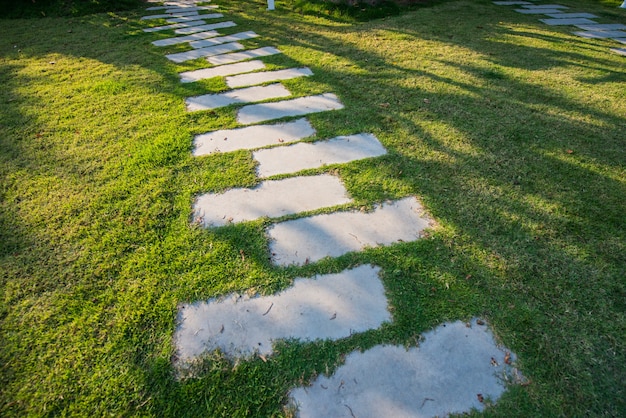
[{"left": 1, "top": 0, "right": 625, "bottom": 416}]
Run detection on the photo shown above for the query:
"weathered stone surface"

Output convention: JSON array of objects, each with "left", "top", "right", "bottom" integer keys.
[
  {"left": 166, "top": 41, "right": 244, "bottom": 63},
  {"left": 180, "top": 60, "right": 266, "bottom": 83},
  {"left": 226, "top": 67, "right": 313, "bottom": 88},
  {"left": 186, "top": 83, "right": 291, "bottom": 112},
  {"left": 208, "top": 46, "right": 282, "bottom": 65},
  {"left": 237, "top": 93, "right": 344, "bottom": 125}
]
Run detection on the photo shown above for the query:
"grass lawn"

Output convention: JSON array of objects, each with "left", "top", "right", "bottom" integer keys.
[{"left": 1, "top": 0, "right": 625, "bottom": 415}]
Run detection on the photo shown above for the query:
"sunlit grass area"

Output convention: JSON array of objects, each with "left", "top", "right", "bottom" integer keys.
[{"left": 1, "top": 0, "right": 625, "bottom": 416}]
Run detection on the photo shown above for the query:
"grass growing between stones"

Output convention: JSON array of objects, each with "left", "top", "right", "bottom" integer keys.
[{"left": 1, "top": 0, "right": 625, "bottom": 416}]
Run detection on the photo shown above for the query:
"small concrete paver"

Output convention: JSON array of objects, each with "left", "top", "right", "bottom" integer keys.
[
  {"left": 174, "top": 265, "right": 390, "bottom": 361},
  {"left": 189, "top": 31, "right": 259, "bottom": 49},
  {"left": 611, "top": 47, "right": 626, "bottom": 55},
  {"left": 573, "top": 30, "right": 626, "bottom": 39},
  {"left": 492, "top": 1, "right": 532, "bottom": 5},
  {"left": 166, "top": 41, "right": 244, "bottom": 63},
  {"left": 193, "top": 174, "right": 351, "bottom": 227},
  {"left": 193, "top": 118, "right": 315, "bottom": 155},
  {"left": 268, "top": 197, "right": 432, "bottom": 266},
  {"left": 180, "top": 60, "right": 266, "bottom": 83},
  {"left": 253, "top": 133, "right": 387, "bottom": 178},
  {"left": 237, "top": 93, "right": 344, "bottom": 125},
  {"left": 540, "top": 18, "right": 597, "bottom": 26},
  {"left": 142, "top": 11, "right": 200, "bottom": 20},
  {"left": 574, "top": 23, "right": 626, "bottom": 31},
  {"left": 167, "top": 15, "right": 215, "bottom": 23},
  {"left": 143, "top": 19, "right": 210, "bottom": 33},
  {"left": 147, "top": 5, "right": 216, "bottom": 13},
  {"left": 226, "top": 67, "right": 313, "bottom": 88},
  {"left": 520, "top": 4, "right": 569, "bottom": 8},
  {"left": 208, "top": 46, "right": 282, "bottom": 65},
  {"left": 151, "top": 30, "right": 219, "bottom": 47},
  {"left": 290, "top": 319, "right": 524, "bottom": 418},
  {"left": 174, "top": 21, "right": 237, "bottom": 35},
  {"left": 186, "top": 83, "right": 291, "bottom": 112},
  {"left": 514, "top": 8, "right": 565, "bottom": 14},
  {"left": 544, "top": 12, "right": 598, "bottom": 19}
]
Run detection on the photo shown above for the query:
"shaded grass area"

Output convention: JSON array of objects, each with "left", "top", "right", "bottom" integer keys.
[{"left": 1, "top": 0, "right": 625, "bottom": 416}]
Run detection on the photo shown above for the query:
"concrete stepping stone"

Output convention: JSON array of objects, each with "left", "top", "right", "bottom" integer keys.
[
  {"left": 573, "top": 30, "right": 626, "bottom": 39},
  {"left": 180, "top": 60, "right": 266, "bottom": 83},
  {"left": 540, "top": 18, "right": 597, "bottom": 26},
  {"left": 226, "top": 67, "right": 313, "bottom": 88},
  {"left": 193, "top": 174, "right": 351, "bottom": 227},
  {"left": 151, "top": 30, "right": 219, "bottom": 47},
  {"left": 520, "top": 4, "right": 568, "bottom": 8},
  {"left": 253, "top": 133, "right": 387, "bottom": 178},
  {"left": 514, "top": 8, "right": 566, "bottom": 14},
  {"left": 492, "top": 1, "right": 532, "bottom": 5},
  {"left": 193, "top": 118, "right": 315, "bottom": 156},
  {"left": 268, "top": 197, "right": 432, "bottom": 266},
  {"left": 186, "top": 83, "right": 291, "bottom": 112},
  {"left": 174, "top": 265, "right": 390, "bottom": 361},
  {"left": 289, "top": 319, "right": 525, "bottom": 418},
  {"left": 143, "top": 19, "right": 210, "bottom": 33},
  {"left": 611, "top": 47, "right": 626, "bottom": 56},
  {"left": 613, "top": 38, "right": 626, "bottom": 45},
  {"left": 208, "top": 46, "right": 282, "bottom": 65},
  {"left": 174, "top": 21, "right": 237, "bottom": 35},
  {"left": 142, "top": 11, "right": 200, "bottom": 20},
  {"left": 544, "top": 13, "right": 598, "bottom": 19},
  {"left": 167, "top": 15, "right": 216, "bottom": 23},
  {"left": 189, "top": 31, "right": 259, "bottom": 49},
  {"left": 166, "top": 41, "right": 244, "bottom": 63},
  {"left": 146, "top": 5, "right": 216, "bottom": 13},
  {"left": 237, "top": 93, "right": 344, "bottom": 125},
  {"left": 575, "top": 23, "right": 626, "bottom": 31}
]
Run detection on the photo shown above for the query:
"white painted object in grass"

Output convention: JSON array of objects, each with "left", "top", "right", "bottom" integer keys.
[
  {"left": 268, "top": 0, "right": 275, "bottom": 11},
  {"left": 621, "top": 1, "right": 626, "bottom": 9}
]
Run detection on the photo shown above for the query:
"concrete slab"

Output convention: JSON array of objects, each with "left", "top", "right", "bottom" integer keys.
[
  {"left": 290, "top": 319, "right": 525, "bottom": 418},
  {"left": 492, "top": 1, "right": 532, "bottom": 5},
  {"left": 151, "top": 30, "right": 219, "bottom": 47},
  {"left": 174, "top": 21, "right": 237, "bottom": 35},
  {"left": 540, "top": 18, "right": 597, "bottom": 26},
  {"left": 174, "top": 265, "right": 390, "bottom": 362},
  {"left": 189, "top": 31, "right": 259, "bottom": 49},
  {"left": 544, "top": 13, "right": 598, "bottom": 19},
  {"left": 514, "top": 8, "right": 564, "bottom": 14},
  {"left": 208, "top": 46, "right": 282, "bottom": 65},
  {"left": 573, "top": 30, "right": 626, "bottom": 38},
  {"left": 143, "top": 20, "right": 210, "bottom": 33},
  {"left": 166, "top": 41, "right": 244, "bottom": 63},
  {"left": 226, "top": 67, "right": 313, "bottom": 88},
  {"left": 147, "top": 5, "right": 216, "bottom": 13},
  {"left": 574, "top": 23, "right": 626, "bottom": 31},
  {"left": 611, "top": 47, "right": 626, "bottom": 56},
  {"left": 253, "top": 133, "right": 387, "bottom": 178},
  {"left": 193, "top": 118, "right": 315, "bottom": 156},
  {"left": 180, "top": 60, "right": 266, "bottom": 83},
  {"left": 193, "top": 174, "right": 352, "bottom": 227},
  {"left": 520, "top": 4, "right": 568, "bottom": 8},
  {"left": 142, "top": 11, "right": 199, "bottom": 20},
  {"left": 268, "top": 197, "right": 432, "bottom": 266},
  {"left": 186, "top": 83, "right": 291, "bottom": 112},
  {"left": 613, "top": 38, "right": 626, "bottom": 44},
  {"left": 237, "top": 93, "right": 344, "bottom": 125},
  {"left": 166, "top": 15, "right": 216, "bottom": 23}
]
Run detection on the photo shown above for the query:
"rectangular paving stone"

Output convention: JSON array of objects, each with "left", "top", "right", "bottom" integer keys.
[
  {"left": 174, "top": 265, "right": 389, "bottom": 361},
  {"left": 151, "top": 30, "right": 219, "bottom": 47},
  {"left": 226, "top": 67, "right": 313, "bottom": 88},
  {"left": 237, "top": 93, "right": 344, "bottom": 125},
  {"left": 143, "top": 19, "right": 209, "bottom": 32},
  {"left": 166, "top": 41, "right": 244, "bottom": 63},
  {"left": 193, "top": 118, "right": 315, "bottom": 156},
  {"left": 520, "top": 4, "right": 568, "bottom": 8},
  {"left": 193, "top": 174, "right": 352, "bottom": 227},
  {"left": 268, "top": 197, "right": 432, "bottom": 266},
  {"left": 174, "top": 21, "right": 237, "bottom": 35},
  {"left": 613, "top": 38, "right": 626, "bottom": 44},
  {"left": 180, "top": 60, "right": 266, "bottom": 83},
  {"left": 208, "top": 46, "right": 282, "bottom": 65},
  {"left": 540, "top": 18, "right": 597, "bottom": 26},
  {"left": 148, "top": 5, "right": 216, "bottom": 13},
  {"left": 167, "top": 15, "right": 215, "bottom": 23},
  {"left": 575, "top": 24, "right": 626, "bottom": 31},
  {"left": 186, "top": 83, "right": 291, "bottom": 112},
  {"left": 611, "top": 47, "right": 626, "bottom": 56},
  {"left": 544, "top": 13, "right": 598, "bottom": 19},
  {"left": 514, "top": 8, "right": 564, "bottom": 14},
  {"left": 189, "top": 31, "right": 259, "bottom": 49},
  {"left": 253, "top": 133, "right": 387, "bottom": 178},
  {"left": 573, "top": 30, "right": 626, "bottom": 39},
  {"left": 142, "top": 11, "right": 199, "bottom": 20},
  {"left": 492, "top": 1, "right": 532, "bottom": 5}
]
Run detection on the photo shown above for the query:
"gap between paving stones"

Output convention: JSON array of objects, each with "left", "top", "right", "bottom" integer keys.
[
  {"left": 185, "top": 83, "right": 291, "bottom": 111},
  {"left": 166, "top": 41, "right": 245, "bottom": 63},
  {"left": 207, "top": 46, "right": 282, "bottom": 65},
  {"left": 180, "top": 60, "right": 267, "bottom": 83},
  {"left": 237, "top": 93, "right": 344, "bottom": 124},
  {"left": 174, "top": 20, "right": 237, "bottom": 35}
]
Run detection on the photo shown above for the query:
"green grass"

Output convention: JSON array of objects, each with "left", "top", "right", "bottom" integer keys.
[{"left": 1, "top": 0, "right": 625, "bottom": 416}]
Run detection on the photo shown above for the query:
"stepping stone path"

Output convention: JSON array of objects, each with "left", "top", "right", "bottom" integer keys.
[
  {"left": 495, "top": 0, "right": 626, "bottom": 56},
  {"left": 142, "top": 1, "right": 525, "bottom": 415}
]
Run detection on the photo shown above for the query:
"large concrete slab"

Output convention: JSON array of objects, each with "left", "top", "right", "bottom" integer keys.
[
  {"left": 174, "top": 21, "right": 237, "bottom": 35},
  {"left": 166, "top": 15, "right": 218, "bottom": 23},
  {"left": 574, "top": 23, "right": 626, "bottom": 31},
  {"left": 142, "top": 11, "right": 199, "bottom": 20},
  {"left": 237, "top": 93, "right": 344, "bottom": 125},
  {"left": 189, "top": 31, "right": 259, "bottom": 49},
  {"left": 143, "top": 19, "right": 210, "bottom": 32},
  {"left": 151, "top": 30, "right": 219, "bottom": 47},
  {"left": 186, "top": 83, "right": 291, "bottom": 112},
  {"left": 611, "top": 47, "right": 626, "bottom": 56},
  {"left": 544, "top": 12, "right": 598, "bottom": 19},
  {"left": 180, "top": 60, "right": 266, "bottom": 83},
  {"left": 166, "top": 41, "right": 244, "bottom": 63},
  {"left": 226, "top": 67, "right": 313, "bottom": 88},
  {"left": 193, "top": 174, "right": 351, "bottom": 227},
  {"left": 253, "top": 133, "right": 387, "bottom": 178},
  {"left": 514, "top": 8, "right": 564, "bottom": 14},
  {"left": 540, "top": 18, "right": 597, "bottom": 26},
  {"left": 174, "top": 265, "right": 390, "bottom": 361},
  {"left": 290, "top": 319, "right": 525, "bottom": 418},
  {"left": 268, "top": 197, "right": 432, "bottom": 266},
  {"left": 208, "top": 46, "right": 282, "bottom": 65},
  {"left": 573, "top": 30, "right": 626, "bottom": 39},
  {"left": 193, "top": 118, "right": 315, "bottom": 156}
]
